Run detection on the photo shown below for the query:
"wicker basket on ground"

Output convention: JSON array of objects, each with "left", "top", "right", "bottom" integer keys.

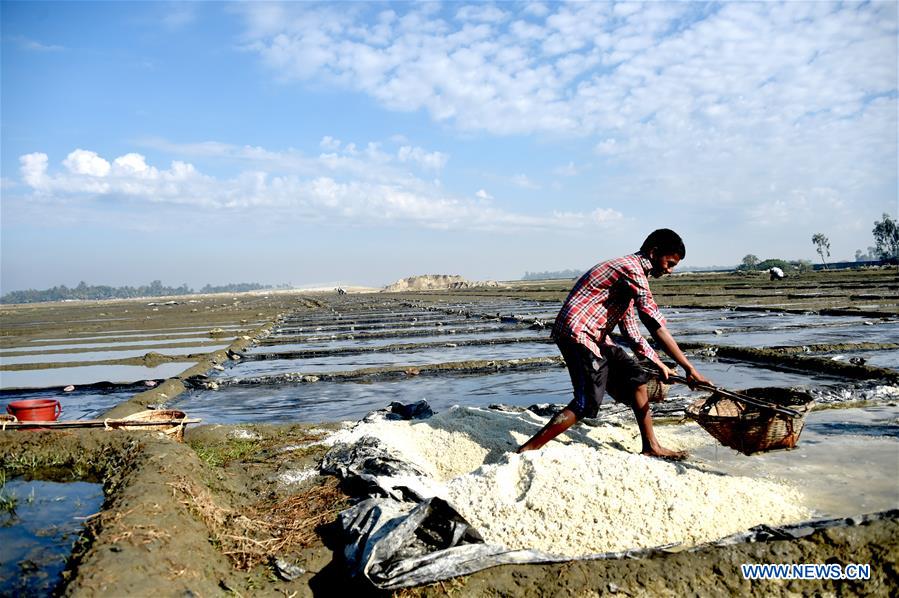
[
  {"left": 686, "top": 387, "right": 814, "bottom": 455},
  {"left": 119, "top": 409, "right": 189, "bottom": 442}
]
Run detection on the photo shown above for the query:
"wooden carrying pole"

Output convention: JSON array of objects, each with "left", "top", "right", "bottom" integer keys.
[
  {"left": 640, "top": 366, "right": 802, "bottom": 418},
  {"left": 0, "top": 418, "right": 200, "bottom": 430}
]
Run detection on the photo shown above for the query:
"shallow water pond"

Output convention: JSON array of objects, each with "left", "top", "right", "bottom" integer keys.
[
  {"left": 692, "top": 404, "right": 899, "bottom": 518},
  {"left": 179, "top": 359, "right": 849, "bottom": 424},
  {"left": 0, "top": 343, "right": 231, "bottom": 366},
  {"left": 0, "top": 363, "right": 190, "bottom": 391},
  {"left": 0, "top": 387, "right": 139, "bottom": 420},
  {"left": 230, "top": 341, "right": 557, "bottom": 377},
  {"left": 0, "top": 477, "right": 104, "bottom": 596},
  {"left": 0, "top": 336, "right": 230, "bottom": 355},
  {"left": 679, "top": 319, "right": 899, "bottom": 348},
  {"left": 250, "top": 327, "right": 547, "bottom": 354},
  {"left": 816, "top": 349, "right": 899, "bottom": 372},
  {"left": 175, "top": 368, "right": 575, "bottom": 423}
]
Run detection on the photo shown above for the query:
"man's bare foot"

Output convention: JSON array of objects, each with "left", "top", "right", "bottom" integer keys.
[{"left": 641, "top": 447, "right": 688, "bottom": 461}]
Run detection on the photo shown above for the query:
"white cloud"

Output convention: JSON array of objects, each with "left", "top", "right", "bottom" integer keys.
[
  {"left": 590, "top": 208, "right": 623, "bottom": 224},
  {"left": 455, "top": 4, "right": 509, "bottom": 24},
  {"left": 235, "top": 1, "right": 896, "bottom": 220},
  {"left": 113, "top": 153, "right": 154, "bottom": 176},
  {"left": 20, "top": 153, "right": 49, "bottom": 190},
  {"left": 320, "top": 136, "right": 342, "bottom": 151},
  {"left": 510, "top": 174, "right": 539, "bottom": 189},
  {"left": 553, "top": 162, "right": 578, "bottom": 176},
  {"left": 162, "top": 2, "right": 197, "bottom": 30},
  {"left": 595, "top": 138, "right": 618, "bottom": 155},
  {"left": 12, "top": 35, "right": 65, "bottom": 52},
  {"left": 18, "top": 144, "right": 623, "bottom": 234},
  {"left": 550, "top": 207, "right": 624, "bottom": 228},
  {"left": 63, "top": 150, "right": 111, "bottom": 177},
  {"left": 397, "top": 145, "right": 448, "bottom": 171}
]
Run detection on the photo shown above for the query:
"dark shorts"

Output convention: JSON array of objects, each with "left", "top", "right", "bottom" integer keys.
[{"left": 557, "top": 338, "right": 650, "bottom": 419}]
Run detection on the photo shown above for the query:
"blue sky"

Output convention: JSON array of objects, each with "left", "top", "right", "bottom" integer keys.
[{"left": 2, "top": 1, "right": 897, "bottom": 292}]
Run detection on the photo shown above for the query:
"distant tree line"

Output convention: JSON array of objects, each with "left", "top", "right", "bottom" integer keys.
[
  {"left": 859, "top": 213, "right": 899, "bottom": 261},
  {"left": 737, "top": 256, "right": 814, "bottom": 273},
  {"left": 738, "top": 214, "right": 898, "bottom": 274},
  {"left": 0, "top": 280, "right": 284, "bottom": 304},
  {"left": 521, "top": 269, "right": 583, "bottom": 281}
]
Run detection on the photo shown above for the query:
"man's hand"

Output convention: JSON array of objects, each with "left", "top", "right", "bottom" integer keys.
[
  {"left": 684, "top": 366, "right": 711, "bottom": 388},
  {"left": 656, "top": 363, "right": 678, "bottom": 382}
]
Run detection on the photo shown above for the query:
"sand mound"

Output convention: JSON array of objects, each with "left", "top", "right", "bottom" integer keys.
[
  {"left": 382, "top": 274, "right": 500, "bottom": 292},
  {"left": 329, "top": 407, "right": 811, "bottom": 556}
]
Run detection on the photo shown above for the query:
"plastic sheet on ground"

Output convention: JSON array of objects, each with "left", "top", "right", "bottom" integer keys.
[{"left": 322, "top": 402, "right": 898, "bottom": 589}]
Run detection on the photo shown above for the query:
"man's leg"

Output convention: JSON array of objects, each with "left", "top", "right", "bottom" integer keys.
[
  {"left": 516, "top": 408, "right": 578, "bottom": 453},
  {"left": 631, "top": 383, "right": 686, "bottom": 459}
]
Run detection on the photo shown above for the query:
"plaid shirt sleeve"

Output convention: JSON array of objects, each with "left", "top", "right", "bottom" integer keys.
[
  {"left": 620, "top": 262, "right": 666, "bottom": 330},
  {"left": 617, "top": 305, "right": 665, "bottom": 368}
]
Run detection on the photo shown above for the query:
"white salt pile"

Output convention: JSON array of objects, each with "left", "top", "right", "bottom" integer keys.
[
  {"left": 330, "top": 406, "right": 811, "bottom": 556},
  {"left": 445, "top": 445, "right": 808, "bottom": 555}
]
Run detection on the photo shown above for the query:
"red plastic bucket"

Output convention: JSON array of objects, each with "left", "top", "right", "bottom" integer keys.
[{"left": 6, "top": 399, "right": 62, "bottom": 422}]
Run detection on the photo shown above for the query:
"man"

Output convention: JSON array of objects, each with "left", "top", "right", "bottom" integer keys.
[{"left": 517, "top": 229, "right": 710, "bottom": 459}]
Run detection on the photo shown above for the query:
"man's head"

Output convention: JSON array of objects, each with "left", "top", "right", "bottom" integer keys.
[{"left": 640, "top": 229, "right": 685, "bottom": 278}]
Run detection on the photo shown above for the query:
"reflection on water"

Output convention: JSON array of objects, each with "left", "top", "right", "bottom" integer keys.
[
  {"left": 0, "top": 387, "right": 138, "bottom": 420},
  {"left": 678, "top": 320, "right": 899, "bottom": 348},
  {"left": 174, "top": 368, "right": 574, "bottom": 424},
  {"left": 179, "top": 359, "right": 848, "bottom": 425},
  {"left": 0, "top": 478, "right": 104, "bottom": 596},
  {"left": 0, "top": 336, "right": 228, "bottom": 355},
  {"left": 816, "top": 349, "right": 899, "bottom": 372},
  {"left": 692, "top": 404, "right": 899, "bottom": 518},
  {"left": 0, "top": 344, "right": 231, "bottom": 366},
  {"left": 24, "top": 324, "right": 253, "bottom": 343},
  {"left": 0, "top": 363, "right": 190, "bottom": 390},
  {"left": 248, "top": 327, "right": 547, "bottom": 354},
  {"left": 230, "top": 341, "right": 557, "bottom": 377}
]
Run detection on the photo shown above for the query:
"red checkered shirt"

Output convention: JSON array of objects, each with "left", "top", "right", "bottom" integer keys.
[{"left": 552, "top": 253, "right": 666, "bottom": 368}]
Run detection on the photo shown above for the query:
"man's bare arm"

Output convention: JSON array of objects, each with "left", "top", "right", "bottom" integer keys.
[{"left": 649, "top": 325, "right": 711, "bottom": 386}]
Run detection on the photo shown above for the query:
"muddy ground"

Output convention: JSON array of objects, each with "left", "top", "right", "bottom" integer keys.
[{"left": 1, "top": 270, "right": 898, "bottom": 596}]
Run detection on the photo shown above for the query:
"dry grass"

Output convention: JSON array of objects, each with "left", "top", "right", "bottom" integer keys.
[{"left": 170, "top": 475, "right": 348, "bottom": 569}]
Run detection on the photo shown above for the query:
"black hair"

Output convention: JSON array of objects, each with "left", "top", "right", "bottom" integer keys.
[{"left": 640, "top": 228, "right": 686, "bottom": 259}]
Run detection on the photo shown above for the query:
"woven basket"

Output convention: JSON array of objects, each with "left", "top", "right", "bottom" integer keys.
[
  {"left": 646, "top": 378, "right": 670, "bottom": 403},
  {"left": 686, "top": 388, "right": 814, "bottom": 455},
  {"left": 120, "top": 409, "right": 188, "bottom": 442}
]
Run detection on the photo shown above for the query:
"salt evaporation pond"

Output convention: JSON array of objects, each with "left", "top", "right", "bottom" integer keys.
[
  {"left": 0, "top": 344, "right": 231, "bottom": 366},
  {"left": 228, "top": 341, "right": 556, "bottom": 377},
  {"left": 270, "top": 320, "right": 520, "bottom": 341},
  {"left": 0, "top": 386, "right": 141, "bottom": 420},
  {"left": 23, "top": 323, "right": 252, "bottom": 343},
  {"left": 692, "top": 403, "right": 899, "bottom": 517},
  {"left": 0, "top": 478, "right": 104, "bottom": 595},
  {"left": 0, "top": 363, "right": 190, "bottom": 390},
  {"left": 0, "top": 336, "right": 230, "bottom": 354},
  {"left": 251, "top": 327, "right": 546, "bottom": 353},
  {"left": 817, "top": 349, "right": 899, "bottom": 372},
  {"left": 664, "top": 309, "right": 866, "bottom": 331},
  {"left": 675, "top": 319, "right": 899, "bottom": 347},
  {"left": 275, "top": 313, "right": 468, "bottom": 333},
  {"left": 176, "top": 359, "right": 848, "bottom": 425}
]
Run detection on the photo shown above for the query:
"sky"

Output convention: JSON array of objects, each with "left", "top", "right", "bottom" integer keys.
[{"left": 1, "top": 1, "right": 897, "bottom": 293}]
